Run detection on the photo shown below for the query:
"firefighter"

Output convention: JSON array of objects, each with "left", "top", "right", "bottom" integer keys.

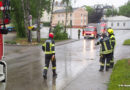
[
  {"left": 95, "top": 33, "right": 113, "bottom": 71},
  {"left": 78, "top": 29, "right": 81, "bottom": 39},
  {"left": 42, "top": 33, "right": 57, "bottom": 79},
  {"left": 107, "top": 28, "right": 116, "bottom": 68}
]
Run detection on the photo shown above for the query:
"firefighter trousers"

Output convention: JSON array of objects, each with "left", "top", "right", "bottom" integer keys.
[
  {"left": 99, "top": 53, "right": 111, "bottom": 71},
  {"left": 110, "top": 51, "right": 114, "bottom": 68},
  {"left": 43, "top": 54, "right": 56, "bottom": 76}
]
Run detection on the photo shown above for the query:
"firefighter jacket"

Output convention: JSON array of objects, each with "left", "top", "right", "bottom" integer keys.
[
  {"left": 96, "top": 36, "right": 112, "bottom": 55},
  {"left": 42, "top": 38, "right": 55, "bottom": 55},
  {"left": 109, "top": 34, "right": 116, "bottom": 50}
]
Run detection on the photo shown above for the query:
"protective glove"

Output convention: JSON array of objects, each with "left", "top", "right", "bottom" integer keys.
[{"left": 51, "top": 55, "right": 55, "bottom": 61}]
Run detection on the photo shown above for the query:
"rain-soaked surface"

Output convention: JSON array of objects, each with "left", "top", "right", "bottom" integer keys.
[{"left": 0, "top": 30, "right": 130, "bottom": 90}]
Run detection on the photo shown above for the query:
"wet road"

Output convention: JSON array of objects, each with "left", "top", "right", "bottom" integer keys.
[{"left": 1, "top": 30, "right": 130, "bottom": 90}]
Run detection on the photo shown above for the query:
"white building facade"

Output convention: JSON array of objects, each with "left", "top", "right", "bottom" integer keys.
[{"left": 106, "top": 16, "right": 130, "bottom": 30}]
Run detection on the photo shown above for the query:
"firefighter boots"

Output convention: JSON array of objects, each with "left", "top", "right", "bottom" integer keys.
[
  {"left": 110, "top": 63, "right": 114, "bottom": 68},
  {"left": 43, "top": 69, "right": 47, "bottom": 79},
  {"left": 53, "top": 70, "right": 57, "bottom": 77},
  {"left": 99, "top": 66, "right": 104, "bottom": 72}
]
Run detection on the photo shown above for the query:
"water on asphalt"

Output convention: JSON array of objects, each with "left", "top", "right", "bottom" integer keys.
[{"left": 0, "top": 30, "right": 130, "bottom": 90}]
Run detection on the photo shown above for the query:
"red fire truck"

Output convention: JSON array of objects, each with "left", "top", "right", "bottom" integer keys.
[
  {"left": 83, "top": 26, "right": 98, "bottom": 39},
  {"left": 0, "top": 0, "right": 10, "bottom": 88},
  {"left": 83, "top": 23, "right": 107, "bottom": 39},
  {"left": 100, "top": 23, "right": 107, "bottom": 34}
]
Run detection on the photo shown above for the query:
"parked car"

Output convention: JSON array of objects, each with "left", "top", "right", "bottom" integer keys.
[{"left": 6, "top": 26, "right": 15, "bottom": 32}]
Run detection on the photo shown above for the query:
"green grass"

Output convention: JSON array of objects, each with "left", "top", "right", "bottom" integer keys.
[
  {"left": 123, "top": 39, "right": 130, "bottom": 45},
  {"left": 108, "top": 59, "right": 130, "bottom": 90},
  {"left": 4, "top": 38, "right": 69, "bottom": 45}
]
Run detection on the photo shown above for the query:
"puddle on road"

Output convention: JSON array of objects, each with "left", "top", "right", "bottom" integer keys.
[{"left": 0, "top": 83, "right": 6, "bottom": 90}]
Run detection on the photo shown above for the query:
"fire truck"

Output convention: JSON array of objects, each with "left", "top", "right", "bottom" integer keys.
[
  {"left": 83, "top": 22, "right": 107, "bottom": 39},
  {"left": 83, "top": 26, "right": 98, "bottom": 39},
  {"left": 0, "top": 0, "right": 11, "bottom": 89},
  {"left": 100, "top": 23, "right": 107, "bottom": 34}
]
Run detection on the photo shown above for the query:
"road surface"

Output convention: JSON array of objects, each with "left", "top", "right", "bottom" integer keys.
[{"left": 0, "top": 30, "right": 130, "bottom": 90}]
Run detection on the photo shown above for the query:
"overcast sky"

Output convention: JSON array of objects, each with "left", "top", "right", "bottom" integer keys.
[{"left": 56, "top": 0, "right": 129, "bottom": 8}]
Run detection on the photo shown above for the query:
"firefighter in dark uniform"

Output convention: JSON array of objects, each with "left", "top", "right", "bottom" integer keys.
[
  {"left": 107, "top": 28, "right": 116, "bottom": 68},
  {"left": 42, "top": 33, "right": 57, "bottom": 79},
  {"left": 96, "top": 33, "right": 113, "bottom": 71},
  {"left": 78, "top": 29, "right": 81, "bottom": 39}
]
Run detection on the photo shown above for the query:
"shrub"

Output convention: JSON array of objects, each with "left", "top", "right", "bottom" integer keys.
[
  {"left": 53, "top": 24, "right": 68, "bottom": 40},
  {"left": 43, "top": 22, "right": 50, "bottom": 26}
]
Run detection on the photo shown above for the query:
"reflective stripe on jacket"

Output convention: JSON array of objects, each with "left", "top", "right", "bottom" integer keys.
[
  {"left": 99, "top": 37, "right": 113, "bottom": 54},
  {"left": 42, "top": 39, "right": 55, "bottom": 54},
  {"left": 110, "top": 34, "right": 116, "bottom": 49}
]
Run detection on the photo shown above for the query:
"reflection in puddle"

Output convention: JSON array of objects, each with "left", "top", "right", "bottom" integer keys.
[
  {"left": 90, "top": 40, "right": 94, "bottom": 52},
  {"left": 83, "top": 40, "right": 86, "bottom": 54},
  {"left": 0, "top": 83, "right": 6, "bottom": 90}
]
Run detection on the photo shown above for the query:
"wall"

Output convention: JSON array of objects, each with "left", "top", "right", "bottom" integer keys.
[{"left": 107, "top": 20, "right": 130, "bottom": 30}]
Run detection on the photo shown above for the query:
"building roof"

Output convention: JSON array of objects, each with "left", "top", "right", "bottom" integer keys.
[
  {"left": 106, "top": 16, "right": 130, "bottom": 21},
  {"left": 54, "top": 8, "right": 78, "bottom": 13}
]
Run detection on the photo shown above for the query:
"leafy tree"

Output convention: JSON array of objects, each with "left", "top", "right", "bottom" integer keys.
[
  {"left": 105, "top": 9, "right": 118, "bottom": 17},
  {"left": 11, "top": 0, "right": 26, "bottom": 38},
  {"left": 10, "top": 0, "right": 51, "bottom": 41},
  {"left": 85, "top": 6, "right": 94, "bottom": 15},
  {"left": 62, "top": 0, "right": 72, "bottom": 32},
  {"left": 119, "top": 2, "right": 130, "bottom": 17},
  {"left": 49, "top": 0, "right": 55, "bottom": 33},
  {"left": 53, "top": 23, "right": 68, "bottom": 40}
]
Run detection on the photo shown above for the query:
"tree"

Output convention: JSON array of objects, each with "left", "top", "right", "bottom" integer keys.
[
  {"left": 11, "top": 0, "right": 26, "bottom": 38},
  {"left": 49, "top": 0, "right": 55, "bottom": 33},
  {"left": 62, "top": 0, "right": 72, "bottom": 32},
  {"left": 119, "top": 2, "right": 130, "bottom": 17},
  {"left": 85, "top": 6, "right": 94, "bottom": 15},
  {"left": 86, "top": 5, "right": 103, "bottom": 23},
  {"left": 30, "top": 0, "right": 51, "bottom": 42},
  {"left": 105, "top": 9, "right": 118, "bottom": 17},
  {"left": 10, "top": 0, "right": 51, "bottom": 42}
]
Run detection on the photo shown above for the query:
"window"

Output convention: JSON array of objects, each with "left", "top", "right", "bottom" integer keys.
[
  {"left": 111, "top": 23, "right": 113, "bottom": 27},
  {"left": 58, "top": 14, "right": 60, "bottom": 17},
  {"left": 70, "top": 20, "right": 72, "bottom": 26},
  {"left": 81, "top": 20, "right": 83, "bottom": 24},
  {"left": 81, "top": 14, "right": 82, "bottom": 16},
  {"left": 62, "top": 20, "right": 64, "bottom": 24},
  {"left": 123, "top": 22, "right": 125, "bottom": 27},
  {"left": 117, "top": 23, "right": 119, "bottom": 26},
  {"left": 70, "top": 13, "right": 72, "bottom": 17}
]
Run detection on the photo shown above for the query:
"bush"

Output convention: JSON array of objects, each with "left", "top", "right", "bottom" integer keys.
[
  {"left": 53, "top": 24, "right": 68, "bottom": 40},
  {"left": 43, "top": 22, "right": 50, "bottom": 26}
]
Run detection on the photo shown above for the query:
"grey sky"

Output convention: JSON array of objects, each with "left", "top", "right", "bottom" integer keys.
[{"left": 57, "top": 0, "right": 129, "bottom": 8}]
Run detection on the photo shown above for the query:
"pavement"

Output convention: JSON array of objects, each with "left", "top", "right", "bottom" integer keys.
[
  {"left": 4, "top": 39, "right": 79, "bottom": 61},
  {"left": 1, "top": 30, "right": 130, "bottom": 90}
]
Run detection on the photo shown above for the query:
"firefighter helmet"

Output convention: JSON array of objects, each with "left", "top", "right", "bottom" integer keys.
[
  {"left": 107, "top": 29, "right": 114, "bottom": 34},
  {"left": 49, "top": 33, "right": 54, "bottom": 38}
]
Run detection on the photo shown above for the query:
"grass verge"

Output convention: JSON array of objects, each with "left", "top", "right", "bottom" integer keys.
[
  {"left": 5, "top": 38, "right": 69, "bottom": 45},
  {"left": 123, "top": 39, "right": 130, "bottom": 45},
  {"left": 108, "top": 59, "right": 130, "bottom": 90}
]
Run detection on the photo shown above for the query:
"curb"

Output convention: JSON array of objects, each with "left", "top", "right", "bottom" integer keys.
[{"left": 4, "top": 39, "right": 80, "bottom": 47}]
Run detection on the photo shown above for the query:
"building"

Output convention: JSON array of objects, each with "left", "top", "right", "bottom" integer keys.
[
  {"left": 40, "top": 1, "right": 66, "bottom": 23},
  {"left": 106, "top": 16, "right": 130, "bottom": 30},
  {"left": 52, "top": 8, "right": 88, "bottom": 28}
]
